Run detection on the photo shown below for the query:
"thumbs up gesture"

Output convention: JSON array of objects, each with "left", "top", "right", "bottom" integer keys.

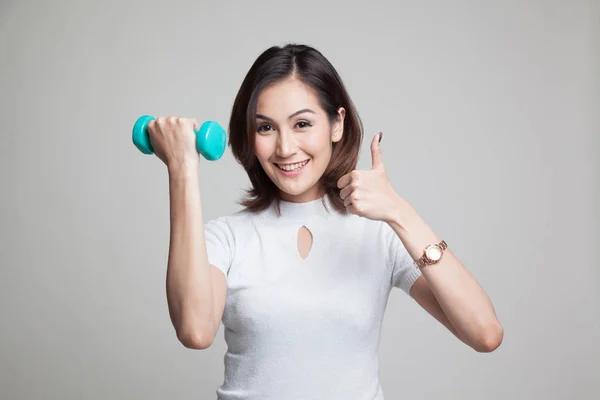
[{"left": 337, "top": 133, "right": 404, "bottom": 222}]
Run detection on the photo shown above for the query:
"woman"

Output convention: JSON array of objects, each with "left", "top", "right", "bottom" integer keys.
[{"left": 148, "top": 43, "right": 503, "bottom": 399}]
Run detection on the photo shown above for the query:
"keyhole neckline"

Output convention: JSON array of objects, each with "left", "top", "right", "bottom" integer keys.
[{"left": 297, "top": 225, "right": 313, "bottom": 260}]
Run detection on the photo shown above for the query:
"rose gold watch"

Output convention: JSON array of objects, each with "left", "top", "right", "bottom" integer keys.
[{"left": 415, "top": 240, "right": 448, "bottom": 268}]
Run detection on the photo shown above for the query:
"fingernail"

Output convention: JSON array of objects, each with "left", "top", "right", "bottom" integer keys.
[{"left": 378, "top": 132, "right": 383, "bottom": 143}]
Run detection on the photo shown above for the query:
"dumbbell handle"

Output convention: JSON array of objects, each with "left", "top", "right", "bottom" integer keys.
[{"left": 132, "top": 115, "right": 226, "bottom": 161}]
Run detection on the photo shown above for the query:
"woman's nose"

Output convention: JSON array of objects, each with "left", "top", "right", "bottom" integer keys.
[{"left": 276, "top": 130, "right": 297, "bottom": 158}]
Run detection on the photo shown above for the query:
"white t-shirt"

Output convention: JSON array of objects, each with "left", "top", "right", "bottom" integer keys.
[{"left": 204, "top": 195, "right": 422, "bottom": 400}]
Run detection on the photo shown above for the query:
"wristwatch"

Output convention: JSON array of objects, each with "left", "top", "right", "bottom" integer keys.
[{"left": 415, "top": 240, "right": 448, "bottom": 268}]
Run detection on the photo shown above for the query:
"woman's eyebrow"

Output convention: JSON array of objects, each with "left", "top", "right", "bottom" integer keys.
[{"left": 256, "top": 109, "right": 316, "bottom": 121}]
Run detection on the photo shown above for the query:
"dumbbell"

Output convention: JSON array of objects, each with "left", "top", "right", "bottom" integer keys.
[{"left": 132, "top": 115, "right": 226, "bottom": 161}]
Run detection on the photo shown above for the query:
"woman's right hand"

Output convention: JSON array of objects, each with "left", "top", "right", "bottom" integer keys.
[{"left": 147, "top": 116, "right": 200, "bottom": 170}]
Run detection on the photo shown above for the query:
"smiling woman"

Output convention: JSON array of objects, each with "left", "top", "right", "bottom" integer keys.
[{"left": 160, "top": 43, "right": 503, "bottom": 400}]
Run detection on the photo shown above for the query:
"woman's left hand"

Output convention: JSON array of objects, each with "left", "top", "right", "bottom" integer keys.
[{"left": 337, "top": 132, "right": 408, "bottom": 223}]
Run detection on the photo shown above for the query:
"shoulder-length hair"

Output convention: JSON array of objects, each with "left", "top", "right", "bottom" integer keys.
[{"left": 228, "top": 43, "right": 363, "bottom": 214}]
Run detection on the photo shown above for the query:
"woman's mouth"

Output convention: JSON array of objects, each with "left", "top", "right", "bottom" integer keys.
[{"left": 275, "top": 159, "right": 310, "bottom": 176}]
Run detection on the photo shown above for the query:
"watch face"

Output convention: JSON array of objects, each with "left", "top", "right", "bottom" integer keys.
[{"left": 426, "top": 245, "right": 442, "bottom": 261}]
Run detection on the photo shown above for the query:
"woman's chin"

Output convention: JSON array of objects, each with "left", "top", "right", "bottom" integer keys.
[{"left": 277, "top": 182, "right": 322, "bottom": 202}]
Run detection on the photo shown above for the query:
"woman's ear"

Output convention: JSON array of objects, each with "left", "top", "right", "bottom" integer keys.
[{"left": 332, "top": 107, "right": 346, "bottom": 143}]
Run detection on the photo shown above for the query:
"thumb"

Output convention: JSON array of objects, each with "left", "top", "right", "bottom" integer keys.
[{"left": 371, "top": 132, "right": 384, "bottom": 170}]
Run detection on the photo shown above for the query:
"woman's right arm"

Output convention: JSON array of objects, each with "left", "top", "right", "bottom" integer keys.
[
  {"left": 165, "top": 163, "right": 227, "bottom": 349},
  {"left": 145, "top": 116, "right": 226, "bottom": 349}
]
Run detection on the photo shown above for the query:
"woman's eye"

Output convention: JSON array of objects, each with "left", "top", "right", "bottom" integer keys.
[
  {"left": 257, "top": 123, "right": 273, "bottom": 133},
  {"left": 296, "top": 121, "right": 312, "bottom": 129}
]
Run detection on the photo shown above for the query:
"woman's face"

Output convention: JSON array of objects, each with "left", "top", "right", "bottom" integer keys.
[{"left": 254, "top": 77, "right": 345, "bottom": 203}]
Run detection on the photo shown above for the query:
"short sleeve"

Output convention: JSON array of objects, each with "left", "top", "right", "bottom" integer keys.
[
  {"left": 204, "top": 217, "right": 234, "bottom": 278},
  {"left": 385, "top": 224, "right": 422, "bottom": 294}
]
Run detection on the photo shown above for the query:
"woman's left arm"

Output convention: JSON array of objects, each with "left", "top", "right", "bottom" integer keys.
[
  {"left": 388, "top": 198, "right": 504, "bottom": 353},
  {"left": 337, "top": 132, "right": 503, "bottom": 353}
]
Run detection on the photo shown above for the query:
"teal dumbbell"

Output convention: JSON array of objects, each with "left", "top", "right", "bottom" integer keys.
[{"left": 132, "top": 115, "right": 226, "bottom": 161}]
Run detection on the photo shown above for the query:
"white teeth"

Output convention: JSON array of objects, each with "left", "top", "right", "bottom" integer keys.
[{"left": 278, "top": 160, "right": 308, "bottom": 172}]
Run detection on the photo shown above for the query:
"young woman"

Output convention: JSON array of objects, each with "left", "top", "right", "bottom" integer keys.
[{"left": 148, "top": 43, "right": 503, "bottom": 400}]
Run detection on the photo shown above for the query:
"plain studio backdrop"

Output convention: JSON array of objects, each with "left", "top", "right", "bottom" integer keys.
[{"left": 1, "top": 0, "right": 598, "bottom": 399}]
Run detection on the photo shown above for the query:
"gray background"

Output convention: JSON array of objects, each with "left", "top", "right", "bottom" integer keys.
[{"left": 1, "top": 0, "right": 598, "bottom": 399}]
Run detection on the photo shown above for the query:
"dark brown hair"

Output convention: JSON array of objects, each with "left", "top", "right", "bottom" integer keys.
[{"left": 228, "top": 43, "right": 363, "bottom": 214}]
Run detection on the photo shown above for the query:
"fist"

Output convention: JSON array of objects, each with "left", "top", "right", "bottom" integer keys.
[{"left": 147, "top": 116, "right": 200, "bottom": 169}]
